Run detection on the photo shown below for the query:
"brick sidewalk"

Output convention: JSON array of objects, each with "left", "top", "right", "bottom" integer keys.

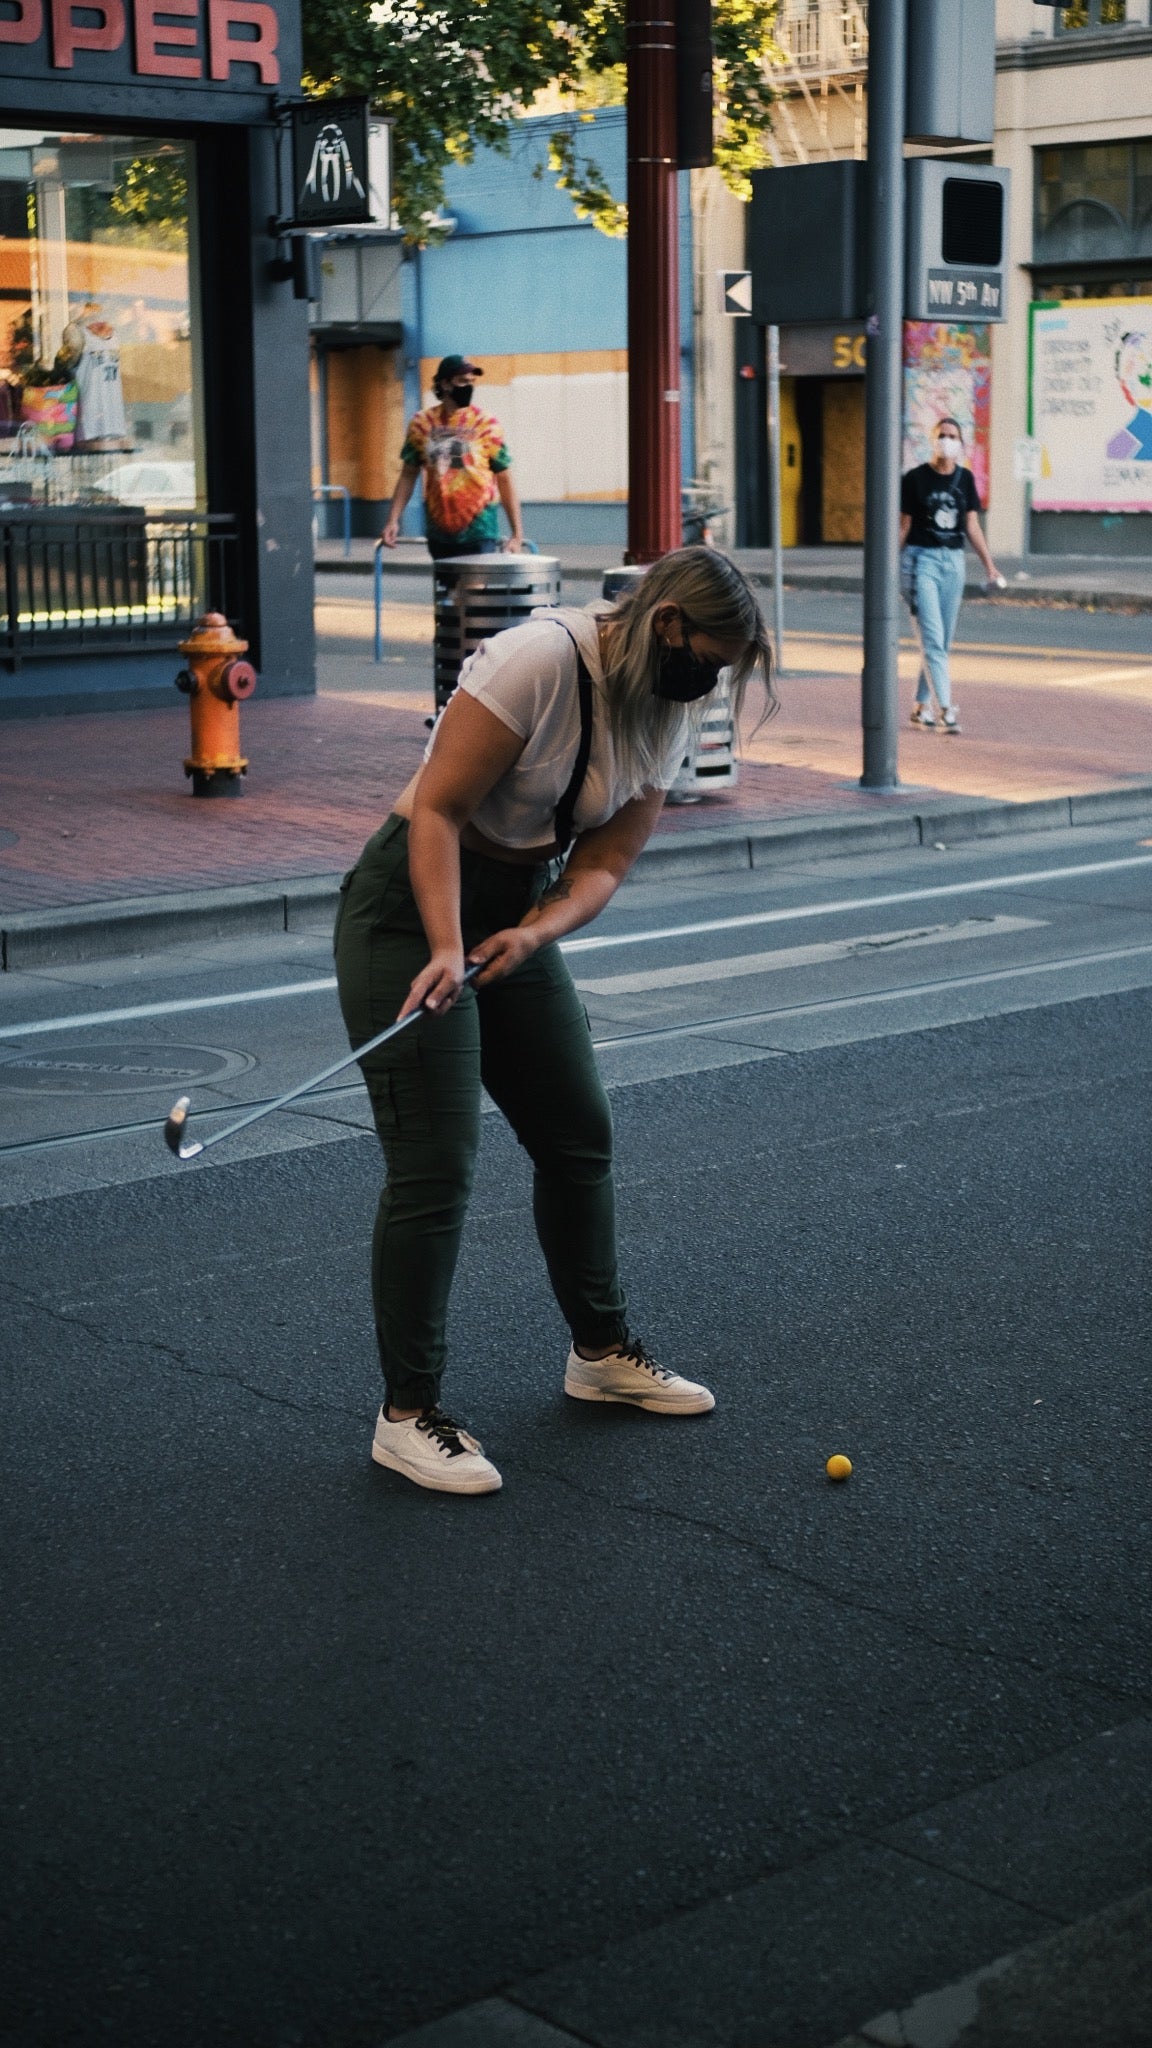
[
  {"left": 0, "top": 679, "right": 938, "bottom": 917},
  {"left": 4, "top": 607, "right": 1151, "bottom": 915}
]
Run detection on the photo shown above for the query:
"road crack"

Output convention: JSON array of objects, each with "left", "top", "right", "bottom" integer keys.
[
  {"left": 1, "top": 1280, "right": 363, "bottom": 1422},
  {"left": 516, "top": 1457, "right": 1152, "bottom": 1713}
]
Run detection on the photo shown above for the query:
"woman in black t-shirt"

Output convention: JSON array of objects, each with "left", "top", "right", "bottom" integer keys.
[{"left": 899, "top": 418, "right": 1003, "bottom": 734}]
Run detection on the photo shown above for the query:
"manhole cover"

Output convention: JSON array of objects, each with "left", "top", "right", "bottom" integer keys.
[{"left": 0, "top": 1042, "right": 256, "bottom": 1097}]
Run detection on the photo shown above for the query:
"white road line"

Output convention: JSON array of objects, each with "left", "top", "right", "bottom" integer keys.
[
  {"left": 561, "top": 852, "right": 1152, "bottom": 954},
  {"left": 2, "top": 851, "right": 1150, "bottom": 1042},
  {"left": 1045, "top": 666, "right": 1152, "bottom": 690},
  {"left": 0, "top": 978, "right": 339, "bottom": 1042},
  {"left": 575, "top": 916, "right": 1046, "bottom": 997},
  {"left": 589, "top": 940, "right": 1152, "bottom": 1050}
]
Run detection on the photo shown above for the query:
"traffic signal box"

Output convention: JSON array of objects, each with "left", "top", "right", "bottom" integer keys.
[
  {"left": 749, "top": 161, "right": 866, "bottom": 328},
  {"left": 749, "top": 0, "right": 1008, "bottom": 330},
  {"left": 904, "top": 159, "right": 1007, "bottom": 321}
]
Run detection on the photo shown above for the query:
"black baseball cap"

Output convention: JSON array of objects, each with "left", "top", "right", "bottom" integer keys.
[{"left": 434, "top": 355, "right": 483, "bottom": 385}]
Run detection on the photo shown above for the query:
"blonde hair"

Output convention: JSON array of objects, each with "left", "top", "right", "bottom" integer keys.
[{"left": 599, "top": 547, "right": 775, "bottom": 791}]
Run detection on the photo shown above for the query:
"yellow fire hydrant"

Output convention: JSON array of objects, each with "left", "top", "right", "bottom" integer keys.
[{"left": 175, "top": 613, "right": 257, "bottom": 798}]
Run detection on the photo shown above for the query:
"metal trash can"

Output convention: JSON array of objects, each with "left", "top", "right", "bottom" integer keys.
[
  {"left": 602, "top": 564, "right": 645, "bottom": 604},
  {"left": 599, "top": 564, "right": 738, "bottom": 803},
  {"left": 433, "top": 553, "right": 561, "bottom": 711}
]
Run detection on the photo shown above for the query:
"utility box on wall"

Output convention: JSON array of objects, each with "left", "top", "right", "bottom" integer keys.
[
  {"left": 906, "top": 0, "right": 996, "bottom": 147},
  {"left": 905, "top": 160, "right": 1010, "bottom": 322},
  {"left": 748, "top": 161, "right": 865, "bottom": 325}
]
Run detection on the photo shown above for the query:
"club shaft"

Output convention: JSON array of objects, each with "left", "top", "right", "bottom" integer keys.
[{"left": 190, "top": 967, "right": 480, "bottom": 1156}]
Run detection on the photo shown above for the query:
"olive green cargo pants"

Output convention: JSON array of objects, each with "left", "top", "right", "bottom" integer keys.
[{"left": 334, "top": 817, "right": 628, "bottom": 1410}]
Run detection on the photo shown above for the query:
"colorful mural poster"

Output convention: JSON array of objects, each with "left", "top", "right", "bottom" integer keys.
[
  {"left": 1030, "top": 297, "right": 1152, "bottom": 512},
  {"left": 902, "top": 322, "right": 992, "bottom": 508}
]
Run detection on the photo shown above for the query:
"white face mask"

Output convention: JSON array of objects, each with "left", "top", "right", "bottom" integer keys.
[{"left": 936, "top": 436, "right": 962, "bottom": 459}]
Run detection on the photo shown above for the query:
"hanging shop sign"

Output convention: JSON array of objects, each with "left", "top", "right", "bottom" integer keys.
[
  {"left": 1030, "top": 297, "right": 1152, "bottom": 513},
  {"left": 290, "top": 99, "right": 372, "bottom": 228},
  {"left": 0, "top": 0, "right": 300, "bottom": 118},
  {"left": 902, "top": 320, "right": 992, "bottom": 507}
]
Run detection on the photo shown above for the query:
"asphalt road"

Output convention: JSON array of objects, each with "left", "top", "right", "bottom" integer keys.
[{"left": 2, "top": 822, "right": 1151, "bottom": 2047}]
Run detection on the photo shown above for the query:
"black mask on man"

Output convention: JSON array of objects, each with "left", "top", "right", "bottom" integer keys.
[
  {"left": 449, "top": 383, "right": 474, "bottom": 408},
  {"left": 652, "top": 642, "right": 725, "bottom": 703}
]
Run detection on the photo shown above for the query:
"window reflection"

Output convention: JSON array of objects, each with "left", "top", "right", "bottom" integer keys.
[{"left": 0, "top": 131, "right": 201, "bottom": 512}]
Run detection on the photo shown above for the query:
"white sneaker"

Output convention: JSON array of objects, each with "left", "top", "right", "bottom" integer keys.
[
  {"left": 564, "top": 1338, "right": 715, "bottom": 1415},
  {"left": 371, "top": 1405, "right": 503, "bottom": 1494},
  {"left": 941, "top": 706, "right": 961, "bottom": 734},
  {"left": 910, "top": 703, "right": 936, "bottom": 728}
]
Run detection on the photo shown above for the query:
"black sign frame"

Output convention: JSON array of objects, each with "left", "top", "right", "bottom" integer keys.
[{"left": 289, "top": 98, "right": 372, "bottom": 228}]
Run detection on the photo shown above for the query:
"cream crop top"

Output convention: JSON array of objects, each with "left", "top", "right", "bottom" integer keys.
[{"left": 423, "top": 605, "right": 689, "bottom": 849}]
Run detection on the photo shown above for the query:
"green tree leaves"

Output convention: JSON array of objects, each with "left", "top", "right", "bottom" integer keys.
[{"left": 302, "top": 1, "right": 780, "bottom": 242}]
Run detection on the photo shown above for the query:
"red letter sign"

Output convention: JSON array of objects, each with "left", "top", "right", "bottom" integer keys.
[
  {"left": 0, "top": 0, "right": 43, "bottom": 44},
  {"left": 208, "top": 0, "right": 279, "bottom": 83},
  {"left": 51, "top": 0, "right": 126, "bottom": 65},
  {"left": 135, "top": 0, "right": 201, "bottom": 77}
]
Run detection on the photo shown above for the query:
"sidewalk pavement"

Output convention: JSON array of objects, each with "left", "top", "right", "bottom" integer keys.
[
  {"left": 4, "top": 591, "right": 1152, "bottom": 967},
  {"left": 318, "top": 537, "right": 1152, "bottom": 611}
]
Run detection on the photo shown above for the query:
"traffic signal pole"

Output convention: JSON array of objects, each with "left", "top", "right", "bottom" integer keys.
[
  {"left": 860, "top": 0, "right": 907, "bottom": 788},
  {"left": 626, "top": 0, "right": 683, "bottom": 563}
]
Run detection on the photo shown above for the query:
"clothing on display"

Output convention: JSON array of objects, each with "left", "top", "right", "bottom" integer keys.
[{"left": 63, "top": 305, "right": 130, "bottom": 450}]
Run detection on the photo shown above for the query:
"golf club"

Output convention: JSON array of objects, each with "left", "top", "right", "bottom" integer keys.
[{"left": 163, "top": 964, "right": 481, "bottom": 1162}]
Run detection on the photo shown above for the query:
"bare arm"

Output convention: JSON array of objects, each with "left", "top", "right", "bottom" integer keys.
[
  {"left": 382, "top": 463, "right": 420, "bottom": 547},
  {"left": 965, "top": 509, "right": 1000, "bottom": 582},
  {"left": 400, "top": 692, "right": 526, "bottom": 1016},
  {"left": 899, "top": 513, "right": 912, "bottom": 547},
  {"left": 469, "top": 789, "right": 666, "bottom": 981},
  {"left": 495, "top": 468, "right": 524, "bottom": 552}
]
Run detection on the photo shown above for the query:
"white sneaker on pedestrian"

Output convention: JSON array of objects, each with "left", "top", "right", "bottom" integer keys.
[
  {"left": 371, "top": 1405, "right": 503, "bottom": 1493},
  {"left": 941, "top": 707, "right": 961, "bottom": 734},
  {"left": 910, "top": 703, "right": 936, "bottom": 728},
  {"left": 564, "top": 1337, "right": 715, "bottom": 1415}
]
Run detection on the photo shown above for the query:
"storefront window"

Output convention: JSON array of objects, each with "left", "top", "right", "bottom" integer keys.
[{"left": 0, "top": 131, "right": 200, "bottom": 512}]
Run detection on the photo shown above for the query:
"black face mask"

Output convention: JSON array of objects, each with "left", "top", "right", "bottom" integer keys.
[
  {"left": 448, "top": 383, "right": 474, "bottom": 408},
  {"left": 653, "top": 641, "right": 725, "bottom": 703}
]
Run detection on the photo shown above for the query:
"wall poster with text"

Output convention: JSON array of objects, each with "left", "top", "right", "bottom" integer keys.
[
  {"left": 1030, "top": 297, "right": 1152, "bottom": 512},
  {"left": 902, "top": 322, "right": 992, "bottom": 508}
]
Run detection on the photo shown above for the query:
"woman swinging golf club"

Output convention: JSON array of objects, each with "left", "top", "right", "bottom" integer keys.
[{"left": 334, "top": 546, "right": 774, "bottom": 1494}]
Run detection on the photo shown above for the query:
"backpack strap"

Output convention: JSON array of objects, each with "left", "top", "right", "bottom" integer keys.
[{"left": 550, "top": 622, "right": 595, "bottom": 855}]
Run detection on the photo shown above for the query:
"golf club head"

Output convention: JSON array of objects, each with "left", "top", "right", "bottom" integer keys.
[{"left": 164, "top": 1096, "right": 204, "bottom": 1161}]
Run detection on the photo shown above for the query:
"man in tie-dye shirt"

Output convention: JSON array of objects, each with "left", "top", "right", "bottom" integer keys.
[{"left": 381, "top": 355, "right": 525, "bottom": 559}]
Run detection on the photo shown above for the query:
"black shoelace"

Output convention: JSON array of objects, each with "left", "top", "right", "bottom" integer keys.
[
  {"left": 619, "top": 1339, "right": 671, "bottom": 1381},
  {"left": 416, "top": 1406, "right": 473, "bottom": 1457}
]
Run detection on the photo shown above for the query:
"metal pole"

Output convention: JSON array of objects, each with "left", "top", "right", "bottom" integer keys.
[
  {"left": 626, "top": 0, "right": 683, "bottom": 564},
  {"left": 860, "top": 0, "right": 906, "bottom": 789},
  {"left": 766, "top": 323, "right": 785, "bottom": 676},
  {"left": 373, "top": 538, "right": 384, "bottom": 662}
]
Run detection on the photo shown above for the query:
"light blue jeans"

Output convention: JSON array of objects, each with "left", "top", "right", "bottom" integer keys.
[{"left": 904, "top": 546, "right": 966, "bottom": 713}]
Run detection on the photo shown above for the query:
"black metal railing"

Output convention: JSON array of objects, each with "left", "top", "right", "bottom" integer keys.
[{"left": 0, "top": 511, "right": 241, "bottom": 666}]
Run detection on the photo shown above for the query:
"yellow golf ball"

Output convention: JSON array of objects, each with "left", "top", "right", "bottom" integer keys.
[{"left": 825, "top": 1454, "right": 853, "bottom": 1482}]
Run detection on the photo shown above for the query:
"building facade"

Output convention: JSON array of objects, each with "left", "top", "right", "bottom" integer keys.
[
  {"left": 993, "top": 0, "right": 1152, "bottom": 557},
  {"left": 0, "top": 0, "right": 315, "bottom": 715},
  {"left": 700, "top": 0, "right": 1152, "bottom": 560}
]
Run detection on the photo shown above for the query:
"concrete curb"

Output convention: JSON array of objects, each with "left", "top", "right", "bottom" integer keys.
[
  {"left": 5, "top": 784, "right": 1152, "bottom": 971},
  {"left": 316, "top": 554, "right": 1152, "bottom": 613}
]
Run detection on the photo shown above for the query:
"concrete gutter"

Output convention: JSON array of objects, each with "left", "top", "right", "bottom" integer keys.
[{"left": 6, "top": 783, "right": 1152, "bottom": 972}]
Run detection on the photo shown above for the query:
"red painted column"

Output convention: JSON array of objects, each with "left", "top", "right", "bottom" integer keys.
[{"left": 626, "top": 0, "right": 682, "bottom": 563}]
